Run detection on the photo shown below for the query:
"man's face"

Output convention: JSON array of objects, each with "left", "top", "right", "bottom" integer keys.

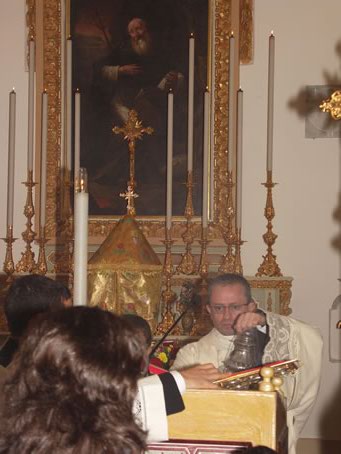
[
  {"left": 128, "top": 18, "right": 148, "bottom": 43},
  {"left": 207, "top": 283, "right": 254, "bottom": 336}
]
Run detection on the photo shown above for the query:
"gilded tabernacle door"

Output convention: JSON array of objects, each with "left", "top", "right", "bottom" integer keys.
[{"left": 28, "top": 0, "right": 253, "bottom": 244}]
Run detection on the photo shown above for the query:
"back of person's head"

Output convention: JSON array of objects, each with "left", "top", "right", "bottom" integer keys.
[
  {"left": 208, "top": 273, "right": 252, "bottom": 303},
  {"left": 0, "top": 306, "right": 146, "bottom": 453},
  {"left": 244, "top": 446, "right": 277, "bottom": 453},
  {"left": 121, "top": 313, "right": 153, "bottom": 347},
  {"left": 5, "top": 274, "right": 71, "bottom": 337}
]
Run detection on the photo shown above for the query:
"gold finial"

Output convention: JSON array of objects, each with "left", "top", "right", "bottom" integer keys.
[
  {"left": 320, "top": 90, "right": 341, "bottom": 120},
  {"left": 113, "top": 110, "right": 153, "bottom": 193},
  {"left": 119, "top": 185, "right": 139, "bottom": 216}
]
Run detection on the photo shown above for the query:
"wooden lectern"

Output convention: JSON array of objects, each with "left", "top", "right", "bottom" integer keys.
[{"left": 149, "top": 389, "right": 288, "bottom": 453}]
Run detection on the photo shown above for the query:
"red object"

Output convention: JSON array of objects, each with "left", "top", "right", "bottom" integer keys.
[{"left": 148, "top": 363, "right": 168, "bottom": 375}]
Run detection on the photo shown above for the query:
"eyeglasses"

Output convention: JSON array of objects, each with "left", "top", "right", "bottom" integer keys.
[{"left": 209, "top": 303, "right": 249, "bottom": 315}]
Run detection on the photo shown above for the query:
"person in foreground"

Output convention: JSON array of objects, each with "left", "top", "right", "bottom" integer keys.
[
  {"left": 172, "top": 273, "right": 323, "bottom": 454},
  {"left": 0, "top": 274, "right": 71, "bottom": 367},
  {"left": 0, "top": 306, "right": 223, "bottom": 453}
]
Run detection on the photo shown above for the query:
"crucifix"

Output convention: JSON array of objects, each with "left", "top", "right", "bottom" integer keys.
[
  {"left": 119, "top": 185, "right": 139, "bottom": 216},
  {"left": 113, "top": 110, "right": 153, "bottom": 214}
]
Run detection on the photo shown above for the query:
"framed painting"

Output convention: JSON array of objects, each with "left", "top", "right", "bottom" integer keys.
[
  {"left": 29, "top": 0, "right": 253, "bottom": 242},
  {"left": 147, "top": 439, "right": 252, "bottom": 453}
]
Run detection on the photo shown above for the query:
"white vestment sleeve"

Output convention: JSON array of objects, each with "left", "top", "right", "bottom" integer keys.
[{"left": 134, "top": 375, "right": 169, "bottom": 442}]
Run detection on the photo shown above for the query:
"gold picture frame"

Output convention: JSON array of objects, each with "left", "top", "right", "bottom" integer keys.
[{"left": 28, "top": 0, "right": 253, "bottom": 243}]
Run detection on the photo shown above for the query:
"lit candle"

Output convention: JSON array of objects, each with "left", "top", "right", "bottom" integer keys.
[
  {"left": 40, "top": 90, "right": 48, "bottom": 228},
  {"left": 236, "top": 88, "right": 243, "bottom": 230},
  {"left": 187, "top": 34, "right": 195, "bottom": 172},
  {"left": 166, "top": 90, "right": 174, "bottom": 231},
  {"left": 228, "top": 33, "right": 235, "bottom": 172},
  {"left": 66, "top": 37, "right": 72, "bottom": 172},
  {"left": 6, "top": 90, "right": 16, "bottom": 228},
  {"left": 202, "top": 88, "right": 210, "bottom": 228},
  {"left": 74, "top": 89, "right": 81, "bottom": 188},
  {"left": 267, "top": 32, "right": 275, "bottom": 172},
  {"left": 73, "top": 168, "right": 89, "bottom": 306},
  {"left": 28, "top": 38, "right": 35, "bottom": 172}
]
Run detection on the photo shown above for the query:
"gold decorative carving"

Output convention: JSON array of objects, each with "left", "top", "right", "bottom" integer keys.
[
  {"left": 26, "top": 0, "right": 35, "bottom": 42},
  {"left": 247, "top": 277, "right": 292, "bottom": 316},
  {"left": 320, "top": 90, "right": 341, "bottom": 120},
  {"left": 240, "top": 0, "right": 254, "bottom": 64},
  {"left": 35, "top": 0, "right": 248, "bottom": 243}
]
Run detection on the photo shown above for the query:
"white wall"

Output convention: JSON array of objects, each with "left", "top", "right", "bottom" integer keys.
[
  {"left": 0, "top": 0, "right": 340, "bottom": 442},
  {"left": 241, "top": 0, "right": 341, "bottom": 440}
]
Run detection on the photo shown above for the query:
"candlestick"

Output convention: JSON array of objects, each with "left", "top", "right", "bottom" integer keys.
[
  {"left": 73, "top": 167, "right": 89, "bottom": 306},
  {"left": 267, "top": 32, "right": 275, "bottom": 172},
  {"left": 66, "top": 37, "right": 72, "bottom": 172},
  {"left": 28, "top": 38, "right": 35, "bottom": 172},
  {"left": 40, "top": 91, "right": 48, "bottom": 228},
  {"left": 187, "top": 34, "right": 195, "bottom": 172},
  {"left": 7, "top": 90, "right": 16, "bottom": 228},
  {"left": 74, "top": 89, "right": 81, "bottom": 187},
  {"left": 166, "top": 90, "right": 174, "bottom": 230},
  {"left": 202, "top": 89, "right": 210, "bottom": 228},
  {"left": 228, "top": 33, "right": 235, "bottom": 172},
  {"left": 236, "top": 88, "right": 243, "bottom": 230}
]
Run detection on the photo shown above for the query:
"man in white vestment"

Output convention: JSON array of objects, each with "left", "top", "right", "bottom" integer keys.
[{"left": 172, "top": 274, "right": 323, "bottom": 454}]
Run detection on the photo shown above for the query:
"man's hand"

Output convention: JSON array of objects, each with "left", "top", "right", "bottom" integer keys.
[
  {"left": 233, "top": 311, "right": 266, "bottom": 334},
  {"left": 119, "top": 64, "right": 143, "bottom": 76},
  {"left": 179, "top": 363, "right": 226, "bottom": 389}
]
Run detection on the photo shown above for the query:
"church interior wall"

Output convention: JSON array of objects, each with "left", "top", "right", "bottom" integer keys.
[{"left": 0, "top": 0, "right": 340, "bottom": 449}]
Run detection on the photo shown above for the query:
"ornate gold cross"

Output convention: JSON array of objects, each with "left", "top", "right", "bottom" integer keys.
[
  {"left": 119, "top": 185, "right": 139, "bottom": 216},
  {"left": 112, "top": 109, "right": 154, "bottom": 194}
]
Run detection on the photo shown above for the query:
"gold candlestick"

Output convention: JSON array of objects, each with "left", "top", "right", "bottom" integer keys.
[
  {"left": 219, "top": 170, "right": 236, "bottom": 273},
  {"left": 256, "top": 170, "right": 282, "bottom": 277},
  {"left": 234, "top": 227, "right": 244, "bottom": 275},
  {"left": 177, "top": 171, "right": 197, "bottom": 275},
  {"left": 2, "top": 225, "right": 17, "bottom": 283},
  {"left": 156, "top": 228, "right": 178, "bottom": 335},
  {"left": 36, "top": 226, "right": 48, "bottom": 275},
  {"left": 198, "top": 226, "right": 210, "bottom": 278},
  {"left": 16, "top": 170, "right": 37, "bottom": 272}
]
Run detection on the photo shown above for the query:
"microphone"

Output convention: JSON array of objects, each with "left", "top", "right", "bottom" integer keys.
[{"left": 149, "top": 281, "right": 199, "bottom": 358}]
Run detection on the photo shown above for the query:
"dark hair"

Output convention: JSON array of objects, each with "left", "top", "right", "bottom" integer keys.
[
  {"left": 0, "top": 306, "right": 146, "bottom": 453},
  {"left": 5, "top": 275, "right": 71, "bottom": 337},
  {"left": 121, "top": 313, "right": 153, "bottom": 346},
  {"left": 244, "top": 446, "right": 277, "bottom": 453},
  {"left": 208, "top": 273, "right": 252, "bottom": 304}
]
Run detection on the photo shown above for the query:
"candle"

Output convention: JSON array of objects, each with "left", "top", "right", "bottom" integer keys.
[
  {"left": 74, "top": 89, "right": 81, "bottom": 188},
  {"left": 28, "top": 38, "right": 35, "bottom": 172},
  {"left": 73, "top": 168, "right": 89, "bottom": 306},
  {"left": 267, "top": 32, "right": 275, "bottom": 172},
  {"left": 187, "top": 34, "right": 195, "bottom": 172},
  {"left": 202, "top": 89, "right": 210, "bottom": 228},
  {"left": 40, "top": 91, "right": 48, "bottom": 228},
  {"left": 236, "top": 89, "right": 243, "bottom": 230},
  {"left": 66, "top": 37, "right": 72, "bottom": 172},
  {"left": 6, "top": 90, "right": 16, "bottom": 228},
  {"left": 166, "top": 90, "right": 174, "bottom": 231},
  {"left": 228, "top": 33, "right": 235, "bottom": 172}
]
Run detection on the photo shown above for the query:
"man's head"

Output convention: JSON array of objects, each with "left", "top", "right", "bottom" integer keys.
[
  {"left": 121, "top": 313, "right": 152, "bottom": 350},
  {"left": 207, "top": 274, "right": 256, "bottom": 336},
  {"left": 5, "top": 275, "right": 71, "bottom": 337},
  {"left": 127, "top": 17, "right": 152, "bottom": 56}
]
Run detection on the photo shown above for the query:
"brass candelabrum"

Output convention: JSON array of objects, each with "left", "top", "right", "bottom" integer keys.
[
  {"left": 155, "top": 227, "right": 179, "bottom": 335},
  {"left": 2, "top": 225, "right": 16, "bottom": 283},
  {"left": 36, "top": 226, "right": 48, "bottom": 275},
  {"left": 198, "top": 226, "right": 210, "bottom": 279},
  {"left": 219, "top": 170, "right": 237, "bottom": 273},
  {"left": 15, "top": 170, "right": 37, "bottom": 272},
  {"left": 256, "top": 170, "right": 282, "bottom": 277},
  {"left": 234, "top": 227, "right": 244, "bottom": 275},
  {"left": 177, "top": 170, "right": 197, "bottom": 275}
]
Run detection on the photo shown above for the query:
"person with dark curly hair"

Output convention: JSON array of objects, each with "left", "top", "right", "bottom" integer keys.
[{"left": 0, "top": 306, "right": 147, "bottom": 454}]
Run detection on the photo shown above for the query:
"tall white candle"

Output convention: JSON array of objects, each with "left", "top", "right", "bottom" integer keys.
[
  {"left": 28, "top": 38, "right": 35, "bottom": 172},
  {"left": 40, "top": 90, "right": 48, "bottom": 228},
  {"left": 236, "top": 89, "right": 243, "bottom": 230},
  {"left": 166, "top": 90, "right": 174, "bottom": 231},
  {"left": 187, "top": 34, "right": 195, "bottom": 172},
  {"left": 74, "top": 89, "right": 81, "bottom": 187},
  {"left": 267, "top": 32, "right": 275, "bottom": 172},
  {"left": 7, "top": 90, "right": 16, "bottom": 228},
  {"left": 202, "top": 89, "right": 210, "bottom": 228},
  {"left": 228, "top": 33, "right": 235, "bottom": 172},
  {"left": 74, "top": 168, "right": 89, "bottom": 306},
  {"left": 66, "top": 37, "right": 72, "bottom": 172}
]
